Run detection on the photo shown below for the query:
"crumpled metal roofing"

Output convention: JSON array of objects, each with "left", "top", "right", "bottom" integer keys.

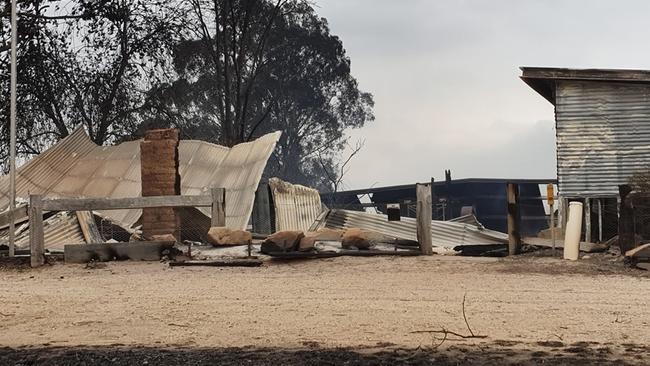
[
  {"left": 0, "top": 127, "right": 281, "bottom": 230},
  {"left": 0, "top": 211, "right": 85, "bottom": 250},
  {"left": 269, "top": 177, "right": 323, "bottom": 232},
  {"left": 312, "top": 209, "right": 508, "bottom": 249},
  {"left": 448, "top": 214, "right": 482, "bottom": 227}
]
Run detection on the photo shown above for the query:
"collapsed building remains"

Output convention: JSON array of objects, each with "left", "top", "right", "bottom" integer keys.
[
  {"left": 321, "top": 178, "right": 555, "bottom": 236},
  {"left": 0, "top": 128, "right": 281, "bottom": 249}
]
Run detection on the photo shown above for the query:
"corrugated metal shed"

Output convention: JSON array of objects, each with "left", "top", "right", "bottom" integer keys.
[
  {"left": 555, "top": 81, "right": 650, "bottom": 196},
  {"left": 313, "top": 209, "right": 507, "bottom": 249},
  {"left": 0, "top": 128, "right": 281, "bottom": 230},
  {"left": 269, "top": 177, "right": 323, "bottom": 231},
  {"left": 521, "top": 67, "right": 650, "bottom": 197}
]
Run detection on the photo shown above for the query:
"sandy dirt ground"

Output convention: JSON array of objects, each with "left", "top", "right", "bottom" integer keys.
[{"left": 1, "top": 253, "right": 650, "bottom": 365}]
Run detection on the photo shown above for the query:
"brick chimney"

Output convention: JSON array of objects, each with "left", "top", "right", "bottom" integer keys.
[{"left": 140, "top": 129, "right": 181, "bottom": 240}]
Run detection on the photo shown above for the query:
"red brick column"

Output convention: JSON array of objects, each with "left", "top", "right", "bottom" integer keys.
[{"left": 140, "top": 129, "right": 181, "bottom": 239}]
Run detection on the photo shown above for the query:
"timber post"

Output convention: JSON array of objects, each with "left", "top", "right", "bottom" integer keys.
[
  {"left": 618, "top": 185, "right": 635, "bottom": 254},
  {"left": 211, "top": 187, "right": 226, "bottom": 227},
  {"left": 416, "top": 183, "right": 433, "bottom": 255},
  {"left": 29, "top": 194, "right": 44, "bottom": 268},
  {"left": 584, "top": 198, "right": 592, "bottom": 243},
  {"left": 506, "top": 182, "right": 522, "bottom": 256}
]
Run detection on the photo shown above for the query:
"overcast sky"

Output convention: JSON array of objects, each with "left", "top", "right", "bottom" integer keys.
[{"left": 314, "top": 0, "right": 650, "bottom": 190}]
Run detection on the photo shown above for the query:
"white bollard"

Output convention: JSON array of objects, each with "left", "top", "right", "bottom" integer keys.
[{"left": 563, "top": 201, "right": 583, "bottom": 260}]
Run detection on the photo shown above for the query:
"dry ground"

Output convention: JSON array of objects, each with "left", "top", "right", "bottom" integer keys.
[{"left": 1, "top": 253, "right": 649, "bottom": 365}]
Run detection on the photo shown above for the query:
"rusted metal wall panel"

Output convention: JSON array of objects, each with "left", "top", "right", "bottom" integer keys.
[{"left": 556, "top": 80, "right": 650, "bottom": 197}]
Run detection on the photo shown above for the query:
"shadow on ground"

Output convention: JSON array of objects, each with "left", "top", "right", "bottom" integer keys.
[{"left": 1, "top": 341, "right": 648, "bottom": 366}]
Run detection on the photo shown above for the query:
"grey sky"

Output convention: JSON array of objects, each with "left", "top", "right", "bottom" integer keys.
[{"left": 314, "top": 0, "right": 650, "bottom": 190}]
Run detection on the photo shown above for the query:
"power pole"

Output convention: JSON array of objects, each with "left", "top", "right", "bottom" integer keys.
[{"left": 8, "top": 0, "right": 18, "bottom": 257}]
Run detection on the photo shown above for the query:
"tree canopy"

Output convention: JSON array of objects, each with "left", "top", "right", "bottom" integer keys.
[{"left": 0, "top": 0, "right": 373, "bottom": 190}]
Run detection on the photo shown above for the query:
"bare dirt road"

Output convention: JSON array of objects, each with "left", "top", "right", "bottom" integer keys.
[{"left": 1, "top": 254, "right": 649, "bottom": 365}]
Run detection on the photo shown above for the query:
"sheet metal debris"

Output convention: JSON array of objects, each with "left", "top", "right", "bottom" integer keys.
[
  {"left": 0, "top": 211, "right": 85, "bottom": 250},
  {"left": 311, "top": 209, "right": 508, "bottom": 249},
  {"left": 269, "top": 177, "right": 323, "bottom": 232},
  {"left": 0, "top": 127, "right": 281, "bottom": 231}
]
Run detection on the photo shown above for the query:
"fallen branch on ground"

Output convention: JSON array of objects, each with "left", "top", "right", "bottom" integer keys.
[
  {"left": 410, "top": 328, "right": 487, "bottom": 339},
  {"left": 411, "top": 292, "right": 487, "bottom": 346}
]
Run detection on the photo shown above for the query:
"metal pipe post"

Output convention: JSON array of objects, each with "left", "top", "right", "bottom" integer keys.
[{"left": 8, "top": 0, "right": 18, "bottom": 257}]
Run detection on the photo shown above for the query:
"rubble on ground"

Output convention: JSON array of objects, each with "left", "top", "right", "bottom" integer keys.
[
  {"left": 341, "top": 228, "right": 373, "bottom": 250},
  {"left": 261, "top": 231, "right": 305, "bottom": 253},
  {"left": 298, "top": 228, "right": 344, "bottom": 252},
  {"left": 150, "top": 234, "right": 178, "bottom": 243},
  {"left": 207, "top": 227, "right": 252, "bottom": 246},
  {"left": 625, "top": 243, "right": 650, "bottom": 270}
]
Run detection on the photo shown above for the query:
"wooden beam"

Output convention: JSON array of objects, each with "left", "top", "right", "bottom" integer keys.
[
  {"left": 211, "top": 188, "right": 226, "bottom": 227},
  {"left": 169, "top": 259, "right": 263, "bottom": 267},
  {"left": 506, "top": 183, "right": 522, "bottom": 256},
  {"left": 75, "top": 211, "right": 104, "bottom": 244},
  {"left": 40, "top": 194, "right": 213, "bottom": 211},
  {"left": 416, "top": 183, "right": 433, "bottom": 255},
  {"left": 625, "top": 243, "right": 650, "bottom": 259},
  {"left": 29, "top": 195, "right": 44, "bottom": 268},
  {"left": 266, "top": 250, "right": 421, "bottom": 259},
  {"left": 560, "top": 198, "right": 569, "bottom": 232},
  {"left": 64, "top": 241, "right": 175, "bottom": 263}
]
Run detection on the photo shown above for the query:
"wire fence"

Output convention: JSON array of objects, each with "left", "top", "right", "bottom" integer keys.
[{"left": 626, "top": 194, "right": 650, "bottom": 242}]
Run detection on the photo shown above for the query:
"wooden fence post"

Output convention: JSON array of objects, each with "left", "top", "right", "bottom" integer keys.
[
  {"left": 618, "top": 185, "right": 635, "bottom": 255},
  {"left": 29, "top": 194, "right": 44, "bottom": 268},
  {"left": 584, "top": 198, "right": 592, "bottom": 243},
  {"left": 598, "top": 199, "right": 603, "bottom": 242},
  {"left": 211, "top": 188, "right": 226, "bottom": 227},
  {"left": 506, "top": 183, "right": 521, "bottom": 256},
  {"left": 560, "top": 198, "right": 569, "bottom": 232},
  {"left": 416, "top": 183, "right": 433, "bottom": 255}
]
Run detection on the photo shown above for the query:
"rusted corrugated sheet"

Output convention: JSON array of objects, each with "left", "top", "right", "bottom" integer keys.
[
  {"left": 269, "top": 178, "right": 323, "bottom": 231},
  {"left": 555, "top": 80, "right": 650, "bottom": 197},
  {"left": 313, "top": 209, "right": 507, "bottom": 249},
  {"left": 0, "top": 128, "right": 281, "bottom": 231}
]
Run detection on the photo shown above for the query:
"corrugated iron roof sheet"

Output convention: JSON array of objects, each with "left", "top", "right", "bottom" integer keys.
[
  {"left": 555, "top": 80, "right": 650, "bottom": 196},
  {"left": 269, "top": 177, "right": 323, "bottom": 231},
  {"left": 0, "top": 128, "right": 97, "bottom": 206},
  {"left": 0, "top": 128, "right": 281, "bottom": 230},
  {"left": 313, "top": 209, "right": 507, "bottom": 249},
  {"left": 448, "top": 214, "right": 482, "bottom": 227},
  {"left": 0, "top": 211, "right": 85, "bottom": 250}
]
